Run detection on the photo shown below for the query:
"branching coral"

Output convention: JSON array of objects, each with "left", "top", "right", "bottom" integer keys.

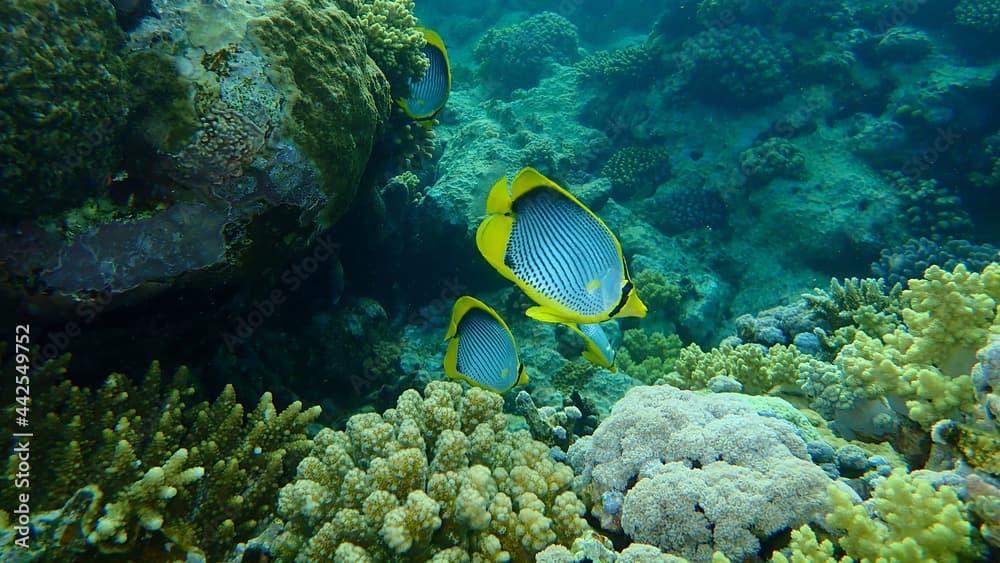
[
  {"left": 0, "top": 355, "right": 320, "bottom": 560},
  {"left": 835, "top": 263, "right": 1000, "bottom": 429},
  {"left": 617, "top": 329, "right": 684, "bottom": 385},
  {"left": 802, "top": 276, "right": 904, "bottom": 339},
  {"left": 675, "top": 342, "right": 806, "bottom": 395},
  {"left": 343, "top": 0, "right": 429, "bottom": 92},
  {"left": 824, "top": 471, "right": 974, "bottom": 562},
  {"left": 265, "top": 381, "right": 589, "bottom": 560}
]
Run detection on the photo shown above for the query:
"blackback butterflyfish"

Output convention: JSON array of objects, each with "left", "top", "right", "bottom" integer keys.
[
  {"left": 567, "top": 322, "right": 617, "bottom": 372},
  {"left": 443, "top": 296, "right": 528, "bottom": 393},
  {"left": 476, "top": 167, "right": 647, "bottom": 324},
  {"left": 398, "top": 27, "right": 451, "bottom": 121}
]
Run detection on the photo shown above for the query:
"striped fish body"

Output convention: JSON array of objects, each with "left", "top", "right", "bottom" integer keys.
[
  {"left": 569, "top": 322, "right": 617, "bottom": 371},
  {"left": 476, "top": 167, "right": 647, "bottom": 324},
  {"left": 399, "top": 27, "right": 451, "bottom": 120},
  {"left": 443, "top": 296, "right": 528, "bottom": 393}
]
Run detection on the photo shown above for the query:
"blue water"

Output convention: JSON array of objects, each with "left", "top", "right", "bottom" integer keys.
[{"left": 0, "top": 0, "right": 997, "bottom": 561}]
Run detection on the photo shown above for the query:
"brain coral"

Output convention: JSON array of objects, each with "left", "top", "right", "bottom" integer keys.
[
  {"left": 568, "top": 385, "right": 831, "bottom": 562},
  {"left": 266, "top": 380, "right": 589, "bottom": 561}
]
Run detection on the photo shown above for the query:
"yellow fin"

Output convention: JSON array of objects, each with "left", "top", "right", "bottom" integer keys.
[
  {"left": 476, "top": 213, "right": 515, "bottom": 275},
  {"left": 485, "top": 174, "right": 512, "bottom": 214},
  {"left": 525, "top": 305, "right": 594, "bottom": 324},
  {"left": 516, "top": 363, "right": 529, "bottom": 386},
  {"left": 615, "top": 288, "right": 648, "bottom": 319}
]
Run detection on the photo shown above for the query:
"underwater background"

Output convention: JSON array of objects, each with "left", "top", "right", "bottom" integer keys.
[{"left": 1, "top": 0, "right": 1000, "bottom": 560}]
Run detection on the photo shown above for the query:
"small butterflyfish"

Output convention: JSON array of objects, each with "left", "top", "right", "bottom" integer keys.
[
  {"left": 567, "top": 322, "right": 617, "bottom": 372},
  {"left": 476, "top": 167, "right": 647, "bottom": 324},
  {"left": 398, "top": 27, "right": 451, "bottom": 121},
  {"left": 443, "top": 296, "right": 528, "bottom": 393}
]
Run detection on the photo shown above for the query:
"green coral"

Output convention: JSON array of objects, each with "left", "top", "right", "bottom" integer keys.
[
  {"left": 617, "top": 329, "right": 684, "bottom": 385},
  {"left": 600, "top": 146, "right": 672, "bottom": 200},
  {"left": 126, "top": 49, "right": 200, "bottom": 154},
  {"left": 250, "top": 0, "right": 393, "bottom": 225},
  {"left": 738, "top": 137, "right": 808, "bottom": 186},
  {"left": 632, "top": 269, "right": 683, "bottom": 313},
  {"left": 675, "top": 342, "right": 806, "bottom": 394},
  {"left": 802, "top": 276, "right": 904, "bottom": 342},
  {"left": 970, "top": 131, "right": 1000, "bottom": 188},
  {"left": 474, "top": 12, "right": 579, "bottom": 94},
  {"left": 0, "top": 356, "right": 320, "bottom": 560},
  {"left": 0, "top": 0, "right": 129, "bottom": 219},
  {"left": 835, "top": 263, "right": 1000, "bottom": 428},
  {"left": 575, "top": 44, "right": 662, "bottom": 87},
  {"left": 265, "top": 381, "right": 590, "bottom": 561},
  {"left": 678, "top": 25, "right": 792, "bottom": 105},
  {"left": 955, "top": 0, "right": 1000, "bottom": 32},
  {"left": 890, "top": 172, "right": 974, "bottom": 240},
  {"left": 824, "top": 471, "right": 974, "bottom": 562}
]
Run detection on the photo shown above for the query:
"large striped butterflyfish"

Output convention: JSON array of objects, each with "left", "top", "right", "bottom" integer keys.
[
  {"left": 443, "top": 296, "right": 528, "bottom": 394},
  {"left": 567, "top": 322, "right": 617, "bottom": 372},
  {"left": 398, "top": 27, "right": 451, "bottom": 121},
  {"left": 476, "top": 167, "right": 647, "bottom": 325}
]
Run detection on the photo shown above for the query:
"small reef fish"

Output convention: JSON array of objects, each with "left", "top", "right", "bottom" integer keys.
[
  {"left": 476, "top": 167, "right": 647, "bottom": 324},
  {"left": 398, "top": 27, "right": 451, "bottom": 121},
  {"left": 567, "top": 322, "right": 617, "bottom": 372},
  {"left": 444, "top": 296, "right": 528, "bottom": 393}
]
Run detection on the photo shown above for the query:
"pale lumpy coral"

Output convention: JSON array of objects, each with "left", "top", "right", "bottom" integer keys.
[
  {"left": 268, "top": 381, "right": 589, "bottom": 561},
  {"left": 568, "top": 385, "right": 832, "bottom": 562}
]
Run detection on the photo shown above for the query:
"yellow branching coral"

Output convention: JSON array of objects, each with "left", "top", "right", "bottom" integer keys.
[
  {"left": 342, "top": 0, "right": 429, "bottom": 91},
  {"left": 824, "top": 470, "right": 974, "bottom": 562},
  {"left": 835, "top": 263, "right": 1000, "bottom": 428},
  {"left": 268, "top": 381, "right": 589, "bottom": 561},
  {"left": 675, "top": 342, "right": 805, "bottom": 394}
]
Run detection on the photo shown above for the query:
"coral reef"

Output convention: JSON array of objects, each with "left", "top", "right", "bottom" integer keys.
[
  {"left": 955, "top": 0, "right": 1000, "bottom": 32},
  {"left": 600, "top": 146, "right": 672, "bottom": 200},
  {"left": 262, "top": 381, "right": 590, "bottom": 560},
  {"left": 0, "top": 0, "right": 129, "bottom": 218},
  {"left": 616, "top": 330, "right": 684, "bottom": 385},
  {"left": 575, "top": 44, "right": 663, "bottom": 88},
  {"left": 676, "top": 25, "right": 792, "bottom": 105},
  {"left": 568, "top": 385, "right": 832, "bottom": 562},
  {"left": 871, "top": 238, "right": 1000, "bottom": 288},
  {"left": 345, "top": 0, "right": 429, "bottom": 92},
  {"left": 646, "top": 187, "right": 727, "bottom": 235},
  {"left": 835, "top": 263, "right": 1000, "bottom": 429},
  {"left": 474, "top": 12, "right": 579, "bottom": 94},
  {"left": 250, "top": 0, "right": 393, "bottom": 225},
  {"left": 822, "top": 471, "right": 974, "bottom": 561},
  {"left": 738, "top": 137, "right": 808, "bottom": 186},
  {"left": 674, "top": 342, "right": 805, "bottom": 395},
  {"left": 0, "top": 355, "right": 320, "bottom": 560}
]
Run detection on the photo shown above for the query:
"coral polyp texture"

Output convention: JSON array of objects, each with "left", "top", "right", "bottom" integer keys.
[
  {"left": 0, "top": 0, "right": 129, "bottom": 218},
  {"left": 250, "top": 0, "right": 392, "bottom": 225},
  {"left": 261, "top": 380, "right": 589, "bottom": 561},
  {"left": 568, "top": 385, "right": 832, "bottom": 562}
]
